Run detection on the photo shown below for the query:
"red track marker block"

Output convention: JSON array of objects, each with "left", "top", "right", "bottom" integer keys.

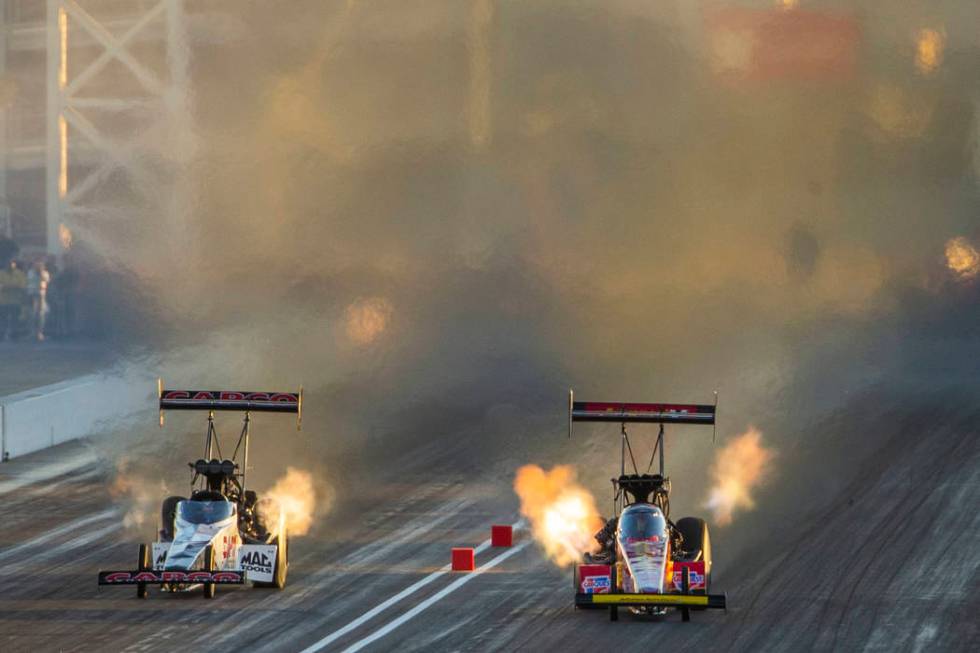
[
  {"left": 451, "top": 547, "right": 475, "bottom": 571},
  {"left": 491, "top": 525, "right": 513, "bottom": 547}
]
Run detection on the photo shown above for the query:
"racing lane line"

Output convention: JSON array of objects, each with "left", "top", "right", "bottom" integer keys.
[
  {"left": 202, "top": 498, "right": 479, "bottom": 651},
  {"left": 340, "top": 540, "right": 532, "bottom": 653},
  {"left": 0, "top": 450, "right": 98, "bottom": 495},
  {"left": 298, "top": 520, "right": 524, "bottom": 653},
  {"left": 3, "top": 468, "right": 102, "bottom": 504},
  {"left": 0, "top": 508, "right": 117, "bottom": 562},
  {"left": 0, "top": 522, "right": 119, "bottom": 577}
]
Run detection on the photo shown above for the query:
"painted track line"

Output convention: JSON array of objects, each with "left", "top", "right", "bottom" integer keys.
[
  {"left": 204, "top": 498, "right": 478, "bottom": 650},
  {"left": 0, "top": 450, "right": 98, "bottom": 495},
  {"left": 299, "top": 520, "right": 524, "bottom": 653},
  {"left": 0, "top": 522, "right": 119, "bottom": 577},
  {"left": 341, "top": 540, "right": 531, "bottom": 653},
  {"left": 0, "top": 508, "right": 117, "bottom": 562}
]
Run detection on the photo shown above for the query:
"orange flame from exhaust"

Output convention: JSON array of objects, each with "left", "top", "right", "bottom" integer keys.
[
  {"left": 262, "top": 467, "right": 317, "bottom": 536},
  {"left": 514, "top": 464, "right": 603, "bottom": 567},
  {"left": 945, "top": 237, "right": 979, "bottom": 280},
  {"left": 704, "top": 428, "right": 774, "bottom": 526}
]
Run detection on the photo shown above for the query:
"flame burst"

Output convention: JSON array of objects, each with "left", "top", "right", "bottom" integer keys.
[
  {"left": 945, "top": 237, "right": 979, "bottom": 280},
  {"left": 704, "top": 428, "right": 775, "bottom": 526},
  {"left": 514, "top": 464, "right": 603, "bottom": 567},
  {"left": 261, "top": 467, "right": 317, "bottom": 536}
]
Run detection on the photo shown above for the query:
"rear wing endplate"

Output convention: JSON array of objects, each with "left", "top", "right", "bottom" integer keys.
[{"left": 158, "top": 379, "right": 302, "bottom": 429}]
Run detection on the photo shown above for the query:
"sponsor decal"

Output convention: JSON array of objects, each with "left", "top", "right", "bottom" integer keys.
[
  {"left": 219, "top": 534, "right": 239, "bottom": 563},
  {"left": 580, "top": 402, "right": 711, "bottom": 414},
  {"left": 671, "top": 570, "right": 705, "bottom": 588},
  {"left": 162, "top": 390, "right": 298, "bottom": 404},
  {"left": 240, "top": 550, "right": 273, "bottom": 571},
  {"left": 152, "top": 543, "right": 169, "bottom": 570},
  {"left": 98, "top": 570, "right": 244, "bottom": 584},
  {"left": 237, "top": 544, "right": 277, "bottom": 582},
  {"left": 671, "top": 562, "right": 707, "bottom": 591},
  {"left": 581, "top": 575, "right": 611, "bottom": 594}
]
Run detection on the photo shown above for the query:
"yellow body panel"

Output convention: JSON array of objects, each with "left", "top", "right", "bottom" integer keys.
[{"left": 589, "top": 594, "right": 709, "bottom": 606}]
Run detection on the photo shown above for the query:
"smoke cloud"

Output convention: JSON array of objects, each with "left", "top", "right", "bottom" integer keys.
[
  {"left": 703, "top": 428, "right": 775, "bottom": 526},
  {"left": 74, "top": 1, "right": 980, "bottom": 546}
]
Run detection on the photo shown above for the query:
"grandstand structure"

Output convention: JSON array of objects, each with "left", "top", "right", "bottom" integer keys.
[{"left": 0, "top": 0, "right": 189, "bottom": 256}]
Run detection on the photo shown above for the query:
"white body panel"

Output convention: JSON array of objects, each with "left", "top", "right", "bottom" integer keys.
[
  {"left": 153, "top": 539, "right": 278, "bottom": 582},
  {"left": 237, "top": 544, "right": 278, "bottom": 583}
]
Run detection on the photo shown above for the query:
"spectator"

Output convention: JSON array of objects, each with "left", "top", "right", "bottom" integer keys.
[
  {"left": 26, "top": 258, "right": 50, "bottom": 341},
  {"left": 0, "top": 258, "right": 27, "bottom": 340}
]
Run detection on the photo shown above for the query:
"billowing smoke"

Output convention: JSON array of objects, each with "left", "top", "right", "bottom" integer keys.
[
  {"left": 109, "top": 457, "right": 170, "bottom": 536},
  {"left": 259, "top": 467, "right": 325, "bottom": 537},
  {"left": 703, "top": 428, "right": 775, "bottom": 526},
  {"left": 74, "top": 1, "right": 979, "bottom": 546}
]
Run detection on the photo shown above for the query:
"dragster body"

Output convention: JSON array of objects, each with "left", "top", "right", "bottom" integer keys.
[
  {"left": 98, "top": 385, "right": 301, "bottom": 598},
  {"left": 569, "top": 392, "right": 727, "bottom": 621}
]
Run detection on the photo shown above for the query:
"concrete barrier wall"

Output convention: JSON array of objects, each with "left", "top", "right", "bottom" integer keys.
[{"left": 1, "top": 372, "right": 152, "bottom": 460}]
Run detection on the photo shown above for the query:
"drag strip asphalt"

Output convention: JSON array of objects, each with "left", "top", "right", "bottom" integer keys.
[
  {"left": 299, "top": 521, "right": 526, "bottom": 653},
  {"left": 2, "top": 390, "right": 979, "bottom": 652}
]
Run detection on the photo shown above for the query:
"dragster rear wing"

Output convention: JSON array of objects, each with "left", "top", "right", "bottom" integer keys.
[
  {"left": 568, "top": 389, "right": 716, "bottom": 438},
  {"left": 158, "top": 379, "right": 303, "bottom": 429}
]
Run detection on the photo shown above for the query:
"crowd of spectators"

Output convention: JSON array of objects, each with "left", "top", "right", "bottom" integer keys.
[{"left": 0, "top": 239, "right": 77, "bottom": 342}]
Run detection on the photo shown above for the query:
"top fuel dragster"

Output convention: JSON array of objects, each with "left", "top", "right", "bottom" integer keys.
[
  {"left": 97, "top": 382, "right": 302, "bottom": 598},
  {"left": 568, "top": 390, "right": 727, "bottom": 621}
]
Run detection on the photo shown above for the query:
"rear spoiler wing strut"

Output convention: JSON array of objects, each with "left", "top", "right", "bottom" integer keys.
[
  {"left": 158, "top": 379, "right": 303, "bottom": 429},
  {"left": 568, "top": 389, "right": 717, "bottom": 489}
]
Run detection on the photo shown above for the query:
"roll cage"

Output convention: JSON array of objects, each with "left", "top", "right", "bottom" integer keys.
[
  {"left": 158, "top": 380, "right": 303, "bottom": 539},
  {"left": 567, "top": 389, "right": 717, "bottom": 519}
]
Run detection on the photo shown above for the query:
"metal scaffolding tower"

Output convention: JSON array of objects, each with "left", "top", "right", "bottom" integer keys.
[{"left": 45, "top": 0, "right": 188, "bottom": 254}]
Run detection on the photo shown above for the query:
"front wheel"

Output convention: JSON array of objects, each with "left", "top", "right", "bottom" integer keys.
[{"left": 675, "top": 517, "right": 712, "bottom": 591}]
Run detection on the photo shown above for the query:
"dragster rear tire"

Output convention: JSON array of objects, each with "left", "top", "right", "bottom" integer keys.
[
  {"left": 203, "top": 545, "right": 216, "bottom": 599},
  {"left": 675, "top": 517, "right": 712, "bottom": 591},
  {"left": 609, "top": 605, "right": 619, "bottom": 622},
  {"left": 137, "top": 543, "right": 150, "bottom": 599},
  {"left": 273, "top": 531, "right": 288, "bottom": 589}
]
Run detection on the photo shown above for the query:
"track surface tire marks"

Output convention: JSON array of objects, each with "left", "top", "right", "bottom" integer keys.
[{"left": 1, "top": 391, "right": 978, "bottom": 652}]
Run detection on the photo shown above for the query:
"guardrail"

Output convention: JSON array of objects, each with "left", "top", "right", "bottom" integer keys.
[{"left": 0, "top": 371, "right": 151, "bottom": 461}]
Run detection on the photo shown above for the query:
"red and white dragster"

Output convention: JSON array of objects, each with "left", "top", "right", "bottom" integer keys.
[
  {"left": 568, "top": 391, "right": 728, "bottom": 621},
  {"left": 98, "top": 382, "right": 302, "bottom": 599}
]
